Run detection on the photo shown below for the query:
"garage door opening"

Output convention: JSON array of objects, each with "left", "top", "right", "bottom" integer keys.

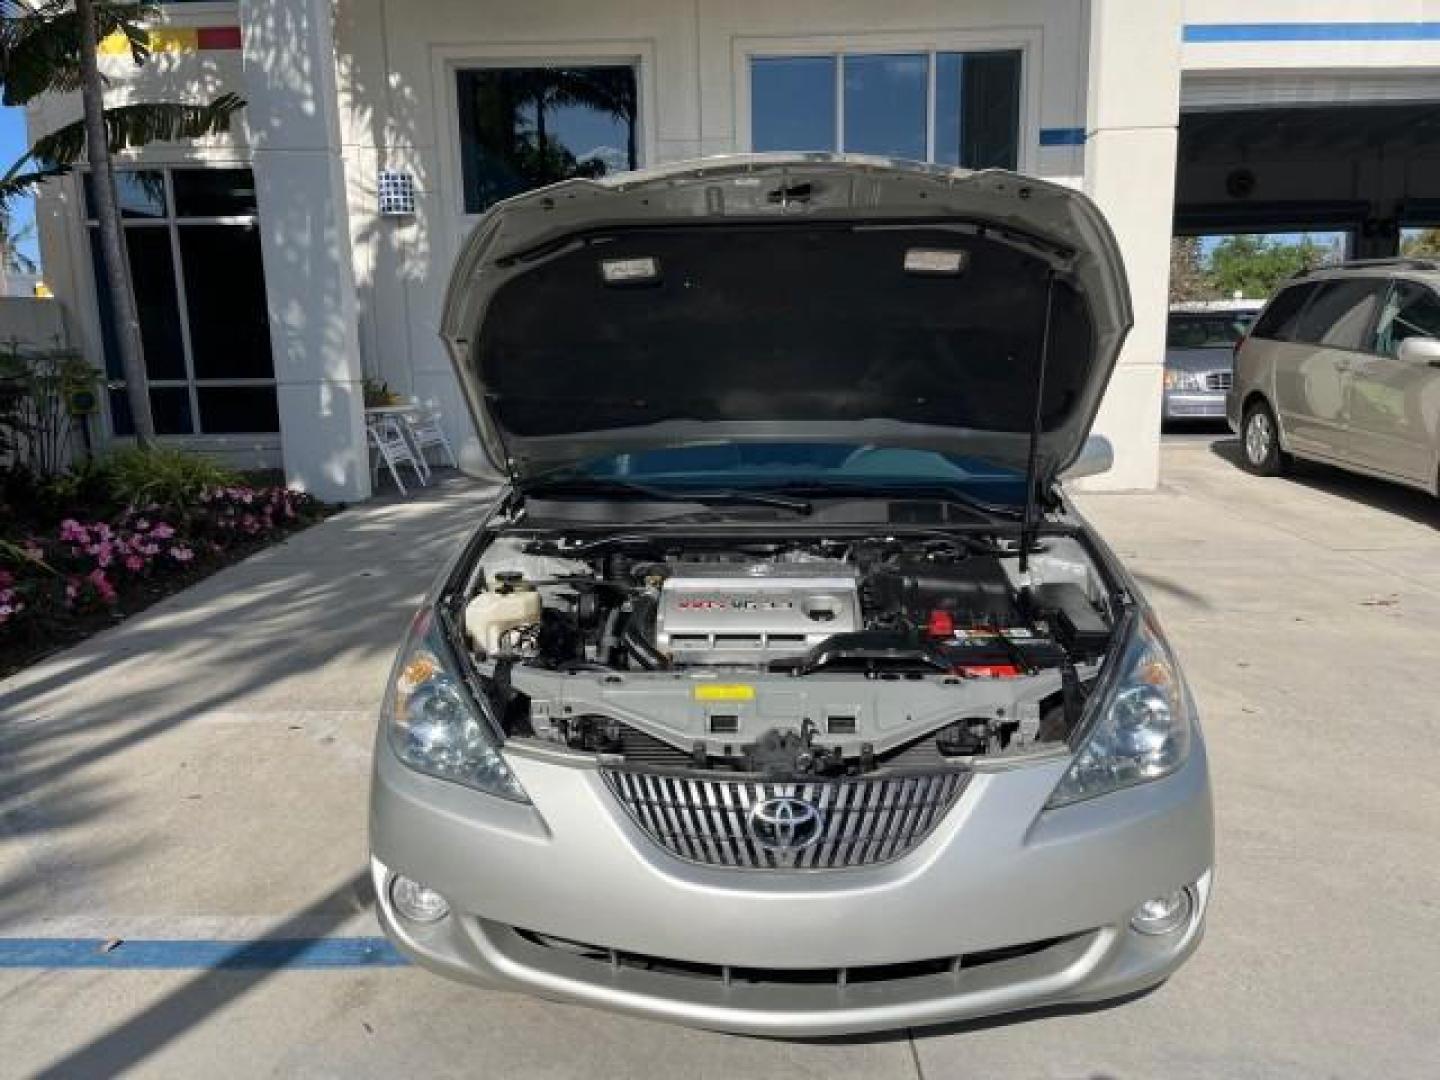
[{"left": 1175, "top": 102, "right": 1440, "bottom": 263}]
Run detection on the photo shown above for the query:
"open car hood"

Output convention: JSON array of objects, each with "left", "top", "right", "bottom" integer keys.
[{"left": 440, "top": 154, "right": 1133, "bottom": 487}]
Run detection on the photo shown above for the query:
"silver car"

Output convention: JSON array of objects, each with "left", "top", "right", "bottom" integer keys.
[
  {"left": 369, "top": 156, "right": 1214, "bottom": 1037},
  {"left": 1229, "top": 260, "right": 1440, "bottom": 493},
  {"left": 1163, "top": 304, "right": 1259, "bottom": 421}
]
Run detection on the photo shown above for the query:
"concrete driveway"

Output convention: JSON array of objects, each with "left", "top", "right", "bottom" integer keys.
[{"left": 2, "top": 443, "right": 1438, "bottom": 1079}]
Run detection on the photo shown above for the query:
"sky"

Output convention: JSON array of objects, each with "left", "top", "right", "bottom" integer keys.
[{"left": 1, "top": 103, "right": 41, "bottom": 269}]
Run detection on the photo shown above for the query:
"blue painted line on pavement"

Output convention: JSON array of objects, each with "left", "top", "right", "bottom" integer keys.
[
  {"left": 1184, "top": 22, "right": 1440, "bottom": 43},
  {"left": 1039, "top": 127, "right": 1086, "bottom": 147},
  {"left": 0, "top": 937, "right": 410, "bottom": 970}
]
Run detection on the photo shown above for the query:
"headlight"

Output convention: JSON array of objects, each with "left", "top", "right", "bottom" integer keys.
[
  {"left": 1046, "top": 611, "right": 1193, "bottom": 808},
  {"left": 384, "top": 609, "right": 528, "bottom": 802},
  {"left": 1163, "top": 368, "right": 1204, "bottom": 391}
]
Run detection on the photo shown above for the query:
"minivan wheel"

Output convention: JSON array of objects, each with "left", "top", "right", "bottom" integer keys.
[{"left": 1241, "top": 401, "right": 1289, "bottom": 476}]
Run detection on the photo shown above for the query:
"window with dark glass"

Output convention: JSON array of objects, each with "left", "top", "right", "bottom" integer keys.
[
  {"left": 1291, "top": 280, "right": 1385, "bottom": 350},
  {"left": 87, "top": 167, "right": 278, "bottom": 437},
  {"left": 456, "top": 65, "right": 639, "bottom": 214},
  {"left": 1251, "top": 283, "right": 1319, "bottom": 341},
  {"left": 750, "top": 49, "right": 1021, "bottom": 169}
]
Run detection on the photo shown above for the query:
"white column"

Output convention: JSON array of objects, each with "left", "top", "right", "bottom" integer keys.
[
  {"left": 240, "top": 0, "right": 370, "bottom": 501},
  {"left": 1080, "top": 0, "right": 1182, "bottom": 490}
]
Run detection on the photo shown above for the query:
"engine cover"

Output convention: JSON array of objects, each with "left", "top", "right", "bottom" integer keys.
[{"left": 655, "top": 561, "right": 861, "bottom": 665}]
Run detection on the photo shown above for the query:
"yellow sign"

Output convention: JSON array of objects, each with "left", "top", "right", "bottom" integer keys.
[{"left": 693, "top": 684, "right": 755, "bottom": 702}]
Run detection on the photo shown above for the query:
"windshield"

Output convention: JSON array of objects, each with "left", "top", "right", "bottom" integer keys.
[
  {"left": 537, "top": 443, "right": 1029, "bottom": 504},
  {"left": 1167, "top": 313, "right": 1256, "bottom": 348}
]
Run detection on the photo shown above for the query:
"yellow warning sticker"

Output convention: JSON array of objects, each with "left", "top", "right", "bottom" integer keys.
[{"left": 693, "top": 684, "right": 755, "bottom": 702}]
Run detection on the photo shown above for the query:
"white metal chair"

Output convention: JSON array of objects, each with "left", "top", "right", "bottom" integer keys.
[
  {"left": 401, "top": 405, "right": 460, "bottom": 480},
  {"left": 367, "top": 414, "right": 427, "bottom": 494}
]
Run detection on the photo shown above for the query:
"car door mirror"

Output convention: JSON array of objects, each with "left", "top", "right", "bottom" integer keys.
[
  {"left": 1061, "top": 435, "right": 1113, "bottom": 481},
  {"left": 1397, "top": 336, "right": 1440, "bottom": 366}
]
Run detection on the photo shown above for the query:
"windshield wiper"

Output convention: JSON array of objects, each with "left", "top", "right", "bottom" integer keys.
[{"left": 521, "top": 477, "right": 813, "bottom": 515}]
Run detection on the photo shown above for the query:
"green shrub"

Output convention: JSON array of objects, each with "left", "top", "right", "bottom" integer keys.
[{"left": 104, "top": 447, "right": 240, "bottom": 509}]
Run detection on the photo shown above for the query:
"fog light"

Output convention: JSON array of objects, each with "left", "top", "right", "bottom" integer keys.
[
  {"left": 390, "top": 875, "right": 449, "bottom": 923},
  {"left": 1130, "top": 888, "right": 1193, "bottom": 936}
]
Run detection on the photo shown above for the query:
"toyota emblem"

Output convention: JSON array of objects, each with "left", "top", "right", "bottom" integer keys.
[{"left": 747, "top": 795, "right": 824, "bottom": 855}]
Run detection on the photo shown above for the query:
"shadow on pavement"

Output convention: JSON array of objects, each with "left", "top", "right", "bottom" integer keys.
[
  {"left": 1207, "top": 439, "right": 1440, "bottom": 529},
  {"left": 0, "top": 477, "right": 492, "bottom": 933},
  {"left": 32, "top": 873, "right": 374, "bottom": 1079},
  {"left": 1129, "top": 570, "right": 1214, "bottom": 612}
]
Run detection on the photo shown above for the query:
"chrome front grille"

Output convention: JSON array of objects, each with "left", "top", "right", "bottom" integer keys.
[
  {"left": 601, "top": 768, "right": 968, "bottom": 870},
  {"left": 1204, "top": 370, "right": 1232, "bottom": 391}
]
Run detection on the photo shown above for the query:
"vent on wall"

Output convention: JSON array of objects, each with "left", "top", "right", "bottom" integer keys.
[{"left": 378, "top": 170, "right": 416, "bottom": 216}]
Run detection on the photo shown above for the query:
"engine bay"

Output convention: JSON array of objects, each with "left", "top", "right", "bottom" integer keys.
[{"left": 458, "top": 530, "right": 1118, "bottom": 777}]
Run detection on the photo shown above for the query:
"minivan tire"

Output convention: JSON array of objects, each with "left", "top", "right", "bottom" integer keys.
[{"left": 1241, "top": 400, "right": 1289, "bottom": 476}]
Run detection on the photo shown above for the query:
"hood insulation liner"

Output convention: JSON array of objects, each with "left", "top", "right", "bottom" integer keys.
[{"left": 478, "top": 225, "right": 1094, "bottom": 448}]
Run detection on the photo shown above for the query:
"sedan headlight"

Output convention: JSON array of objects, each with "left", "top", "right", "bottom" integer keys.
[
  {"left": 1163, "top": 368, "right": 1205, "bottom": 391},
  {"left": 384, "top": 609, "right": 528, "bottom": 802},
  {"left": 1046, "top": 611, "right": 1193, "bottom": 808}
]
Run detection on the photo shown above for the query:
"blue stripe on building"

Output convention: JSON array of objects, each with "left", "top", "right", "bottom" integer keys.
[
  {"left": 1039, "top": 128, "right": 1086, "bottom": 147},
  {"left": 1185, "top": 22, "right": 1440, "bottom": 43},
  {"left": 0, "top": 937, "right": 409, "bottom": 970}
]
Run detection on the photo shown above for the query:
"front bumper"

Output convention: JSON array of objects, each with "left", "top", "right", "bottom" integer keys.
[
  {"left": 1163, "top": 389, "right": 1227, "bottom": 420},
  {"left": 370, "top": 740, "right": 1213, "bottom": 1036}
]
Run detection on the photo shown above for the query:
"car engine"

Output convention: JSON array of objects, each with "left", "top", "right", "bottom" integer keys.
[
  {"left": 459, "top": 531, "right": 1115, "bottom": 776},
  {"left": 655, "top": 559, "right": 862, "bottom": 665}
]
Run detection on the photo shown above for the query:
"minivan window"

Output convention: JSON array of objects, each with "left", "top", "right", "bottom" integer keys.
[
  {"left": 1290, "top": 279, "right": 1385, "bottom": 350},
  {"left": 1374, "top": 281, "right": 1440, "bottom": 357},
  {"left": 1250, "top": 283, "right": 1318, "bottom": 341}
]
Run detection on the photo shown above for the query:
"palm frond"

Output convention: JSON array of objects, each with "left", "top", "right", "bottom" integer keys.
[
  {"left": 0, "top": 3, "right": 157, "bottom": 106},
  {"left": 27, "top": 94, "right": 246, "bottom": 167},
  {"left": 0, "top": 163, "right": 71, "bottom": 206}
]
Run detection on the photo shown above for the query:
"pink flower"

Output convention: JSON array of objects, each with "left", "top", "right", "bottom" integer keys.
[
  {"left": 0, "top": 570, "right": 12, "bottom": 589},
  {"left": 169, "top": 546, "right": 195, "bottom": 563},
  {"left": 86, "top": 568, "right": 118, "bottom": 604},
  {"left": 134, "top": 518, "right": 150, "bottom": 531},
  {"left": 64, "top": 578, "right": 80, "bottom": 604},
  {"left": 93, "top": 541, "right": 115, "bottom": 568},
  {"left": 151, "top": 523, "right": 175, "bottom": 540},
  {"left": 124, "top": 554, "right": 145, "bottom": 572},
  {"left": 59, "top": 519, "right": 87, "bottom": 544}
]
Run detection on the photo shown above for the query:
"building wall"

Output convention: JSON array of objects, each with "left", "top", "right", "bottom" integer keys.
[
  {"left": 69, "top": 2, "right": 1440, "bottom": 491},
  {"left": 332, "top": 0, "right": 1101, "bottom": 479},
  {"left": 1183, "top": 0, "right": 1440, "bottom": 72},
  {"left": 27, "top": 5, "right": 280, "bottom": 471}
]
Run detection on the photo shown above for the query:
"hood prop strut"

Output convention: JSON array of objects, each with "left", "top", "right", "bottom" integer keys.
[{"left": 1018, "top": 272, "right": 1055, "bottom": 579}]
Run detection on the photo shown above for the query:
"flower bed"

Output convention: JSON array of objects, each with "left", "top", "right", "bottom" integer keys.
[{"left": 2, "top": 480, "right": 332, "bottom": 677}]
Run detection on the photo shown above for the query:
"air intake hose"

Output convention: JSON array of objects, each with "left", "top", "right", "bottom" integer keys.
[{"left": 621, "top": 595, "right": 670, "bottom": 670}]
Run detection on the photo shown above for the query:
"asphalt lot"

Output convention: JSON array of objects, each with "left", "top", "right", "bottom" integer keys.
[{"left": 2, "top": 437, "right": 1438, "bottom": 1078}]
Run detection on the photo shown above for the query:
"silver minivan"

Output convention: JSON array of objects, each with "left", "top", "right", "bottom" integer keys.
[
  {"left": 369, "top": 155, "right": 1213, "bottom": 1036},
  {"left": 1229, "top": 260, "right": 1440, "bottom": 493}
]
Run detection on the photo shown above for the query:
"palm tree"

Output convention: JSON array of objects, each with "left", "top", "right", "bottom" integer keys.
[
  {"left": 1, "top": 202, "right": 36, "bottom": 275},
  {"left": 0, "top": 1, "right": 243, "bottom": 446}
]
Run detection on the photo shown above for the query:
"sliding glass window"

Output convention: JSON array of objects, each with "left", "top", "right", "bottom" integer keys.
[{"left": 750, "top": 50, "right": 1021, "bottom": 170}]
